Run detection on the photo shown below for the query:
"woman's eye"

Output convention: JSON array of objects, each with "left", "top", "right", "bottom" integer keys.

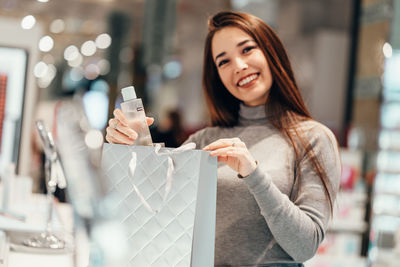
[
  {"left": 218, "top": 59, "right": 229, "bottom": 67},
  {"left": 243, "top": 46, "right": 255, "bottom": 53}
]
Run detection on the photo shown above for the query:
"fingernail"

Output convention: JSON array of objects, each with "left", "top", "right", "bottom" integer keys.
[
  {"left": 130, "top": 132, "right": 138, "bottom": 139},
  {"left": 203, "top": 146, "right": 209, "bottom": 150}
]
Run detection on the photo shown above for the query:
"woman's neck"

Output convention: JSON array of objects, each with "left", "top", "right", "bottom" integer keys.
[{"left": 238, "top": 103, "right": 269, "bottom": 126}]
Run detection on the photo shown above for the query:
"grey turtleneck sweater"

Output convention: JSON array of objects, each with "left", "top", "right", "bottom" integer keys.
[{"left": 185, "top": 104, "right": 341, "bottom": 266}]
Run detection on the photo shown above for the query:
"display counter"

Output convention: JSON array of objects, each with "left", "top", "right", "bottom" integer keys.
[{"left": 0, "top": 192, "right": 87, "bottom": 267}]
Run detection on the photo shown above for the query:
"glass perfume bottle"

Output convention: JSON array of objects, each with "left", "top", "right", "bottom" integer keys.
[{"left": 120, "top": 86, "right": 153, "bottom": 146}]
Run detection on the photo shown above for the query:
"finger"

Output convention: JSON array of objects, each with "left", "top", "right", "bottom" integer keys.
[
  {"left": 106, "top": 126, "right": 135, "bottom": 145},
  {"left": 146, "top": 117, "right": 154, "bottom": 126},
  {"left": 105, "top": 133, "right": 114, "bottom": 144},
  {"left": 107, "top": 135, "right": 131, "bottom": 145},
  {"left": 203, "top": 138, "right": 245, "bottom": 151},
  {"left": 218, "top": 155, "right": 228, "bottom": 162},
  {"left": 113, "top": 108, "right": 128, "bottom": 126},
  {"left": 118, "top": 124, "right": 138, "bottom": 140},
  {"left": 108, "top": 118, "right": 117, "bottom": 129},
  {"left": 109, "top": 118, "right": 137, "bottom": 138},
  {"left": 106, "top": 133, "right": 119, "bottom": 144},
  {"left": 209, "top": 146, "right": 245, "bottom": 157},
  {"left": 203, "top": 138, "right": 235, "bottom": 151},
  {"left": 109, "top": 118, "right": 138, "bottom": 139},
  {"left": 234, "top": 138, "right": 246, "bottom": 148}
]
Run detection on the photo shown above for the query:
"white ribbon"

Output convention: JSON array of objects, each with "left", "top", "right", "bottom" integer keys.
[{"left": 129, "top": 142, "right": 196, "bottom": 214}]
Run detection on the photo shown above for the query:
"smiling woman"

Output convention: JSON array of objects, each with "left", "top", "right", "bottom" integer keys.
[
  {"left": 106, "top": 11, "right": 341, "bottom": 267},
  {"left": 212, "top": 26, "right": 273, "bottom": 106}
]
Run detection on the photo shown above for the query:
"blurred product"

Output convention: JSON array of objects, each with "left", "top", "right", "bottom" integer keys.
[
  {"left": 23, "top": 120, "right": 65, "bottom": 250},
  {"left": 57, "top": 98, "right": 130, "bottom": 266}
]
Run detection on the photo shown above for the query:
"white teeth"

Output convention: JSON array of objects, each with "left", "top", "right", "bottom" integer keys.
[{"left": 238, "top": 74, "right": 258, "bottom": 86}]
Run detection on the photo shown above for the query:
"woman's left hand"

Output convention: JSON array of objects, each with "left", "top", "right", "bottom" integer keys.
[{"left": 203, "top": 138, "right": 257, "bottom": 178}]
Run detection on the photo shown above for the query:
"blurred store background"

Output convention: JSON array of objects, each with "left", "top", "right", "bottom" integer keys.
[{"left": 0, "top": 0, "right": 400, "bottom": 266}]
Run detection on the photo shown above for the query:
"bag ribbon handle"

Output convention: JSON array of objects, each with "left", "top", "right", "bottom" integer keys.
[{"left": 129, "top": 142, "right": 196, "bottom": 214}]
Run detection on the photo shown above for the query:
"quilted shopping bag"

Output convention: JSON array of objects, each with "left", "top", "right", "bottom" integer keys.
[{"left": 101, "top": 143, "right": 217, "bottom": 267}]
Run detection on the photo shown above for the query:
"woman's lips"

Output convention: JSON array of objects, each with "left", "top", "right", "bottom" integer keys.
[{"left": 237, "top": 73, "right": 259, "bottom": 87}]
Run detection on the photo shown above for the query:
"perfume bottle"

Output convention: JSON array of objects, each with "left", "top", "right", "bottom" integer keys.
[{"left": 120, "top": 86, "right": 153, "bottom": 146}]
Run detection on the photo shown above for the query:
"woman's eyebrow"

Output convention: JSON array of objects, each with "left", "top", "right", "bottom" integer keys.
[
  {"left": 215, "top": 51, "right": 226, "bottom": 61},
  {"left": 214, "top": 39, "right": 254, "bottom": 61},
  {"left": 237, "top": 39, "right": 252, "bottom": 47}
]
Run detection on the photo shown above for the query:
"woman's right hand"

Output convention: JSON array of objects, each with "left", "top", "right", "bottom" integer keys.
[{"left": 105, "top": 108, "right": 154, "bottom": 145}]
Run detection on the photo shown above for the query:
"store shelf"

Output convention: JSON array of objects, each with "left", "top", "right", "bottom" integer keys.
[
  {"left": 305, "top": 254, "right": 367, "bottom": 267},
  {"left": 329, "top": 219, "right": 368, "bottom": 234},
  {"left": 369, "top": 247, "right": 400, "bottom": 267}
]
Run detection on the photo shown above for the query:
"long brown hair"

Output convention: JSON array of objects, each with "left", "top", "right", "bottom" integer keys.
[{"left": 203, "top": 11, "right": 334, "bottom": 213}]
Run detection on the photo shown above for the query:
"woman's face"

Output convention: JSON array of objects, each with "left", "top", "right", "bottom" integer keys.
[{"left": 212, "top": 26, "right": 273, "bottom": 106}]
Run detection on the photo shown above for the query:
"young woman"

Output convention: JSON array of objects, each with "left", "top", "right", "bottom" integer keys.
[{"left": 106, "top": 11, "right": 341, "bottom": 267}]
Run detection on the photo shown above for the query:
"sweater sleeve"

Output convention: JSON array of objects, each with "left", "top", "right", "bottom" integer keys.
[{"left": 243, "top": 126, "right": 341, "bottom": 262}]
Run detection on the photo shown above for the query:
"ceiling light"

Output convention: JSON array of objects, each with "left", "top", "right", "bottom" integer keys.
[
  {"left": 64, "top": 45, "right": 79, "bottom": 61},
  {"left": 46, "top": 64, "right": 57, "bottom": 80},
  {"left": 21, "top": 15, "right": 36, "bottom": 30},
  {"left": 81, "top": 40, "right": 97, "bottom": 56},
  {"left": 68, "top": 54, "right": 83, "bottom": 68},
  {"left": 34, "top": 61, "right": 48, "bottom": 78},
  {"left": 383, "top": 42, "right": 392, "bottom": 58},
  {"left": 38, "top": 36, "right": 54, "bottom": 52},
  {"left": 95, "top": 33, "right": 112, "bottom": 49}
]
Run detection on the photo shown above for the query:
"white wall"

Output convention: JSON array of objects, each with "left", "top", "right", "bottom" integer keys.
[{"left": 0, "top": 17, "right": 43, "bottom": 175}]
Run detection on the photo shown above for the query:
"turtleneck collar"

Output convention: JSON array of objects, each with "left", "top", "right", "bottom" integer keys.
[{"left": 238, "top": 103, "right": 269, "bottom": 126}]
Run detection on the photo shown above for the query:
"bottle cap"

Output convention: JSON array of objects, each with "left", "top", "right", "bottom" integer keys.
[{"left": 121, "top": 86, "right": 137, "bottom": 101}]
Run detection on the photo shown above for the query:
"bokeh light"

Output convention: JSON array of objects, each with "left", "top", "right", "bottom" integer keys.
[
  {"left": 50, "top": 19, "right": 65, "bottom": 34},
  {"left": 34, "top": 61, "right": 48, "bottom": 78},
  {"left": 383, "top": 42, "right": 393, "bottom": 58},
  {"left": 37, "top": 64, "right": 56, "bottom": 88},
  {"left": 21, "top": 15, "right": 36, "bottom": 30},
  {"left": 163, "top": 60, "right": 182, "bottom": 79},
  {"left": 83, "top": 87, "right": 109, "bottom": 130},
  {"left": 70, "top": 67, "right": 84, "bottom": 82},
  {"left": 64, "top": 45, "right": 80, "bottom": 61},
  {"left": 97, "top": 59, "right": 110, "bottom": 75},
  {"left": 67, "top": 53, "right": 83, "bottom": 68},
  {"left": 84, "top": 63, "right": 100, "bottom": 80},
  {"left": 38, "top": 35, "right": 54, "bottom": 52},
  {"left": 95, "top": 33, "right": 112, "bottom": 49},
  {"left": 81, "top": 40, "right": 97, "bottom": 56},
  {"left": 85, "top": 130, "right": 104, "bottom": 149}
]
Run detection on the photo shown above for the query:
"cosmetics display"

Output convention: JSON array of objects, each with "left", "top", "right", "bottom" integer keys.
[
  {"left": 306, "top": 149, "right": 368, "bottom": 267},
  {"left": 367, "top": 51, "right": 400, "bottom": 267}
]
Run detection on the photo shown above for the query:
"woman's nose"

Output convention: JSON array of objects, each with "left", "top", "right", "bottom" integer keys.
[{"left": 234, "top": 57, "right": 248, "bottom": 73}]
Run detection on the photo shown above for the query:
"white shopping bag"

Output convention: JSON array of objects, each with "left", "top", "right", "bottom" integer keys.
[{"left": 101, "top": 143, "right": 217, "bottom": 267}]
